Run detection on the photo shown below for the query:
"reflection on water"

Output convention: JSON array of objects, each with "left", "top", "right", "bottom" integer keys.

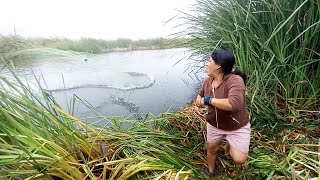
[
  {"left": 2, "top": 48, "right": 203, "bottom": 124},
  {"left": 45, "top": 71, "right": 155, "bottom": 91}
]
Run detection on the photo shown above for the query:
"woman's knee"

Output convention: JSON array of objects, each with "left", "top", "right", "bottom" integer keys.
[
  {"left": 229, "top": 145, "right": 248, "bottom": 164},
  {"left": 232, "top": 155, "right": 247, "bottom": 164},
  {"left": 207, "top": 143, "right": 220, "bottom": 154}
]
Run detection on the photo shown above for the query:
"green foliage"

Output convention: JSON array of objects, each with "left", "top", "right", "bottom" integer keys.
[
  {"left": 0, "top": 35, "right": 184, "bottom": 54},
  {"left": 0, "top": 65, "right": 203, "bottom": 179},
  {"left": 181, "top": 0, "right": 320, "bottom": 125},
  {"left": 0, "top": 35, "right": 40, "bottom": 54}
]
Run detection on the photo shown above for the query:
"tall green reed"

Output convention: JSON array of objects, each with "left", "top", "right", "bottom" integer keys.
[
  {"left": 0, "top": 61, "right": 203, "bottom": 179},
  {"left": 180, "top": 0, "right": 320, "bottom": 125}
]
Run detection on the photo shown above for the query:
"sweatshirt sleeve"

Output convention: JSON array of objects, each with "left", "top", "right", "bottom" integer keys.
[{"left": 227, "top": 75, "right": 246, "bottom": 112}]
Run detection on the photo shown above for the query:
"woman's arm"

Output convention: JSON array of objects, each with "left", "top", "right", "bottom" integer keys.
[
  {"left": 210, "top": 98, "right": 233, "bottom": 111},
  {"left": 199, "top": 95, "right": 233, "bottom": 111}
]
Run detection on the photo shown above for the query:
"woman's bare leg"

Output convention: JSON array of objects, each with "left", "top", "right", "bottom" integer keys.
[
  {"left": 229, "top": 144, "right": 248, "bottom": 164},
  {"left": 207, "top": 142, "right": 221, "bottom": 173}
]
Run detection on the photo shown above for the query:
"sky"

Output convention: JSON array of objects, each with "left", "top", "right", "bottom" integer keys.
[{"left": 0, "top": 0, "right": 196, "bottom": 40}]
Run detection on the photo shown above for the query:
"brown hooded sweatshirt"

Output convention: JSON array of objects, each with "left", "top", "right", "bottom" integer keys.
[{"left": 199, "top": 74, "right": 250, "bottom": 131}]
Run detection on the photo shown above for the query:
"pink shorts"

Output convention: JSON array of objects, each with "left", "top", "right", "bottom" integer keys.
[{"left": 206, "top": 122, "right": 251, "bottom": 153}]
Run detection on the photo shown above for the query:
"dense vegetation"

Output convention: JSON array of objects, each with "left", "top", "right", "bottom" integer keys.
[
  {"left": 178, "top": 0, "right": 320, "bottom": 178},
  {"left": 179, "top": 0, "right": 320, "bottom": 127},
  {"left": 0, "top": 35, "right": 186, "bottom": 54}
]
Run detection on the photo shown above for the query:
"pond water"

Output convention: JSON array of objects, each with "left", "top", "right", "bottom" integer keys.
[{"left": 2, "top": 48, "right": 203, "bottom": 124}]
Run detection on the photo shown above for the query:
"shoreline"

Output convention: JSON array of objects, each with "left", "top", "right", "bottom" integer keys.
[{"left": 0, "top": 35, "right": 188, "bottom": 54}]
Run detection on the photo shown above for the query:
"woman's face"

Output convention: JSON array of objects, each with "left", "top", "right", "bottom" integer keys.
[{"left": 207, "top": 57, "right": 221, "bottom": 77}]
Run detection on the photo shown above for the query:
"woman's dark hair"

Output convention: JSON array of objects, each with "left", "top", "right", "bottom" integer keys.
[{"left": 211, "top": 49, "right": 247, "bottom": 85}]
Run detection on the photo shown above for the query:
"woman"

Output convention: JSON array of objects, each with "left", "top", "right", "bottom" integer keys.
[{"left": 195, "top": 49, "right": 250, "bottom": 176}]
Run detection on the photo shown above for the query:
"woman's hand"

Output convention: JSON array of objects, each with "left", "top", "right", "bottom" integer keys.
[
  {"left": 195, "top": 95, "right": 204, "bottom": 107},
  {"left": 194, "top": 106, "right": 205, "bottom": 118}
]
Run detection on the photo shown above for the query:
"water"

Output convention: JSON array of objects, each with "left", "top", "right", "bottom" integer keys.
[{"left": 1, "top": 48, "right": 202, "bottom": 124}]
